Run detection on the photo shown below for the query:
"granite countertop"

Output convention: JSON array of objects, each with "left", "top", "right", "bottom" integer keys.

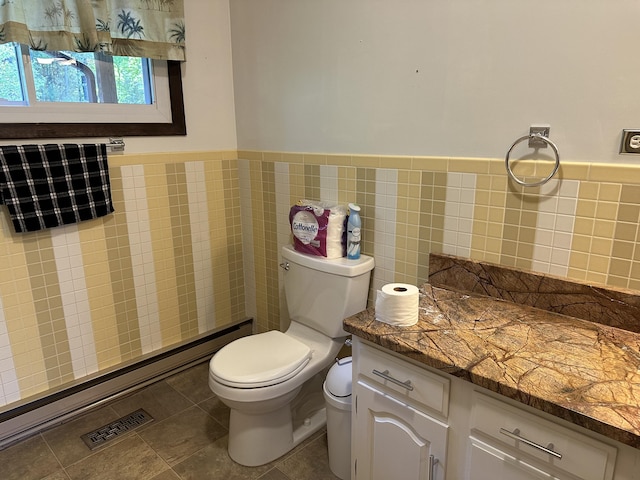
[{"left": 343, "top": 254, "right": 640, "bottom": 450}]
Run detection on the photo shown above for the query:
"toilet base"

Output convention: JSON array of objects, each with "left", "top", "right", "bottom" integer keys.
[{"left": 228, "top": 404, "right": 327, "bottom": 466}]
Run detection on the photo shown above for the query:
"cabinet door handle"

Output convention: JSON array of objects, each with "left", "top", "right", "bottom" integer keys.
[
  {"left": 371, "top": 369, "right": 414, "bottom": 391},
  {"left": 428, "top": 454, "right": 439, "bottom": 480},
  {"left": 499, "top": 428, "right": 563, "bottom": 459}
]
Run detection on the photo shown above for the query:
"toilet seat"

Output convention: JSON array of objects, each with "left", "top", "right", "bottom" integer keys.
[{"left": 210, "top": 331, "right": 312, "bottom": 388}]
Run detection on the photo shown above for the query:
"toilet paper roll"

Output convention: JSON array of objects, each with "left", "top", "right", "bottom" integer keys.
[{"left": 375, "top": 283, "right": 420, "bottom": 327}]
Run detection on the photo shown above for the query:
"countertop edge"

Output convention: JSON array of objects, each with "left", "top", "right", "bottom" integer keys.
[{"left": 344, "top": 307, "right": 640, "bottom": 450}]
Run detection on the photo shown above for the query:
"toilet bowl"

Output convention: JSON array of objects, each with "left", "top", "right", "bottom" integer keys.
[{"left": 208, "top": 245, "right": 374, "bottom": 466}]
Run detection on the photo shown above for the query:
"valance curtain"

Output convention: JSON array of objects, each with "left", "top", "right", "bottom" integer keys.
[{"left": 0, "top": 0, "right": 185, "bottom": 61}]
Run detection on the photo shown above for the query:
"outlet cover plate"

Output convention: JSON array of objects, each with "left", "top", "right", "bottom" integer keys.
[{"left": 620, "top": 129, "right": 640, "bottom": 154}]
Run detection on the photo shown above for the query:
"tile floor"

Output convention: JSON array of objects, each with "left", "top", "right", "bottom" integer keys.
[{"left": 1, "top": 361, "right": 341, "bottom": 480}]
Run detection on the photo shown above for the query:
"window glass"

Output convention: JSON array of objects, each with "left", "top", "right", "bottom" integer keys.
[
  {"left": 28, "top": 49, "right": 152, "bottom": 105},
  {"left": 0, "top": 43, "right": 26, "bottom": 104}
]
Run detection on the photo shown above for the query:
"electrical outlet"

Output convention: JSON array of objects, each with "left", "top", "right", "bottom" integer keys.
[{"left": 620, "top": 129, "right": 640, "bottom": 154}]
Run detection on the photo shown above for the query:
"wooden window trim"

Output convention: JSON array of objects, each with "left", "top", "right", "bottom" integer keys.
[{"left": 0, "top": 61, "right": 186, "bottom": 139}]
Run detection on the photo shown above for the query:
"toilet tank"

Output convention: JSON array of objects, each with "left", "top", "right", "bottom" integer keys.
[{"left": 281, "top": 245, "right": 374, "bottom": 338}]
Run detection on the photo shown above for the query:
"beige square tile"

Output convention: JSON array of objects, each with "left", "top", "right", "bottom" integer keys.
[
  {"left": 620, "top": 184, "right": 640, "bottom": 204},
  {"left": 575, "top": 200, "right": 597, "bottom": 218},
  {"left": 0, "top": 435, "right": 64, "bottom": 480},
  {"left": 567, "top": 267, "right": 587, "bottom": 281},
  {"left": 65, "top": 434, "right": 168, "bottom": 480},
  {"left": 590, "top": 238, "right": 612, "bottom": 256},
  {"left": 586, "top": 272, "right": 608, "bottom": 284},
  {"left": 198, "top": 395, "right": 231, "bottom": 430},
  {"left": 475, "top": 190, "right": 490, "bottom": 206},
  {"left": 172, "top": 435, "right": 274, "bottom": 480},
  {"left": 109, "top": 379, "right": 194, "bottom": 423},
  {"left": 164, "top": 362, "right": 213, "bottom": 404},
  {"left": 578, "top": 182, "right": 599, "bottom": 200},
  {"left": 598, "top": 183, "right": 621, "bottom": 202},
  {"left": 588, "top": 255, "right": 610, "bottom": 274},
  {"left": 611, "top": 241, "right": 635, "bottom": 260},
  {"left": 573, "top": 217, "right": 594, "bottom": 235},
  {"left": 617, "top": 204, "right": 640, "bottom": 223},
  {"left": 138, "top": 405, "right": 227, "bottom": 466},
  {"left": 609, "top": 258, "right": 631, "bottom": 277},
  {"left": 488, "top": 208, "right": 505, "bottom": 223},
  {"left": 489, "top": 191, "right": 507, "bottom": 207},
  {"left": 595, "top": 202, "right": 618, "bottom": 219},
  {"left": 593, "top": 219, "right": 616, "bottom": 238}
]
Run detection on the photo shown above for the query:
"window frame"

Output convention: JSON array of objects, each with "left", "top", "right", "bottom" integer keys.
[{"left": 0, "top": 60, "right": 186, "bottom": 139}]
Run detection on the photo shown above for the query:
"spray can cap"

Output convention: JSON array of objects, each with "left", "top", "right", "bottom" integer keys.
[{"left": 348, "top": 203, "right": 360, "bottom": 212}]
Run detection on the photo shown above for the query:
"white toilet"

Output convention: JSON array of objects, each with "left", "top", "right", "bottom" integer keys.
[{"left": 209, "top": 244, "right": 374, "bottom": 466}]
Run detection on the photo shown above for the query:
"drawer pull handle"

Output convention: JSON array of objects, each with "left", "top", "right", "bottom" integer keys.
[
  {"left": 428, "top": 454, "right": 439, "bottom": 480},
  {"left": 499, "top": 428, "right": 563, "bottom": 459},
  {"left": 372, "top": 369, "right": 414, "bottom": 391}
]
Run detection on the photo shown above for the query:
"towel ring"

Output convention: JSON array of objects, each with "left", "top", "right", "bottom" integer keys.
[{"left": 505, "top": 134, "right": 560, "bottom": 187}]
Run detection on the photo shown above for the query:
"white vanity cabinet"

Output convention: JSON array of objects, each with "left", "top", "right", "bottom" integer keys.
[
  {"left": 467, "top": 392, "right": 617, "bottom": 480},
  {"left": 352, "top": 338, "right": 640, "bottom": 480},
  {"left": 352, "top": 338, "right": 450, "bottom": 480}
]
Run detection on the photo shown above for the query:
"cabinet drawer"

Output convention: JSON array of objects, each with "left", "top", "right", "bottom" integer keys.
[
  {"left": 470, "top": 392, "right": 617, "bottom": 480},
  {"left": 358, "top": 343, "right": 450, "bottom": 418}
]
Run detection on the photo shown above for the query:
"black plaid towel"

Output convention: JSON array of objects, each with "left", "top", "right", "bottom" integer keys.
[{"left": 0, "top": 144, "right": 114, "bottom": 233}]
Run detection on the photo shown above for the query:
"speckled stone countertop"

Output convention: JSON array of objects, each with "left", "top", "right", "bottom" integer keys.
[{"left": 343, "top": 254, "right": 640, "bottom": 449}]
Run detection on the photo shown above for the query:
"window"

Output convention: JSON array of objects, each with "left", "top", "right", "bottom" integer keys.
[{"left": 0, "top": 43, "right": 185, "bottom": 139}]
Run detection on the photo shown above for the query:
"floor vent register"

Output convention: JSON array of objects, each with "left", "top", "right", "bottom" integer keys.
[{"left": 80, "top": 409, "right": 154, "bottom": 450}]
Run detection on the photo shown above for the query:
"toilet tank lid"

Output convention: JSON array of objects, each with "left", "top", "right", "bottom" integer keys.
[
  {"left": 282, "top": 245, "right": 374, "bottom": 277},
  {"left": 210, "top": 331, "right": 312, "bottom": 386}
]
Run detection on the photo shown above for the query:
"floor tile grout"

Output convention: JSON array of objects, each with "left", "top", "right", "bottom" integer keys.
[
  {"left": 2, "top": 362, "right": 339, "bottom": 480},
  {"left": 40, "top": 431, "right": 70, "bottom": 478}
]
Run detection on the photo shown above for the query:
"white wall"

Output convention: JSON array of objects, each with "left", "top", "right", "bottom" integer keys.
[
  {"left": 230, "top": 0, "right": 640, "bottom": 163},
  {"left": 115, "top": 0, "right": 238, "bottom": 153},
  {"left": 153, "top": 0, "right": 237, "bottom": 153}
]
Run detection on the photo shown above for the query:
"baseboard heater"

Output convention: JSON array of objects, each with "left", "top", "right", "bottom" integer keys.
[{"left": 0, "top": 318, "right": 253, "bottom": 449}]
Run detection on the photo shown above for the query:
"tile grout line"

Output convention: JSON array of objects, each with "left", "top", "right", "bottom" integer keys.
[
  {"left": 40, "top": 431, "right": 71, "bottom": 479},
  {"left": 6, "top": 362, "right": 336, "bottom": 480}
]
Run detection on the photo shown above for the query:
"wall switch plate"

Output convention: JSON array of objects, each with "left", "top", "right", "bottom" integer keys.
[{"left": 620, "top": 129, "right": 640, "bottom": 154}]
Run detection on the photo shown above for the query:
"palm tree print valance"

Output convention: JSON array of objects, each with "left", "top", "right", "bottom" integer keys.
[{"left": 0, "top": 0, "right": 186, "bottom": 61}]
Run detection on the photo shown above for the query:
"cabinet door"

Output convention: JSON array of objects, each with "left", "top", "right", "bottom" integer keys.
[
  {"left": 468, "top": 436, "right": 570, "bottom": 480},
  {"left": 353, "top": 380, "right": 448, "bottom": 480}
]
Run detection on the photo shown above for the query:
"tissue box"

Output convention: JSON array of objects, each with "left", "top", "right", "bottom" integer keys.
[{"left": 289, "top": 200, "right": 347, "bottom": 258}]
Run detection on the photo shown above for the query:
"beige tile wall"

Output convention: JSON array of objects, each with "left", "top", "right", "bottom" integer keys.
[
  {"left": 238, "top": 152, "right": 640, "bottom": 334},
  {"left": 0, "top": 151, "right": 246, "bottom": 408},
  {"left": 2, "top": 149, "right": 638, "bottom": 407}
]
